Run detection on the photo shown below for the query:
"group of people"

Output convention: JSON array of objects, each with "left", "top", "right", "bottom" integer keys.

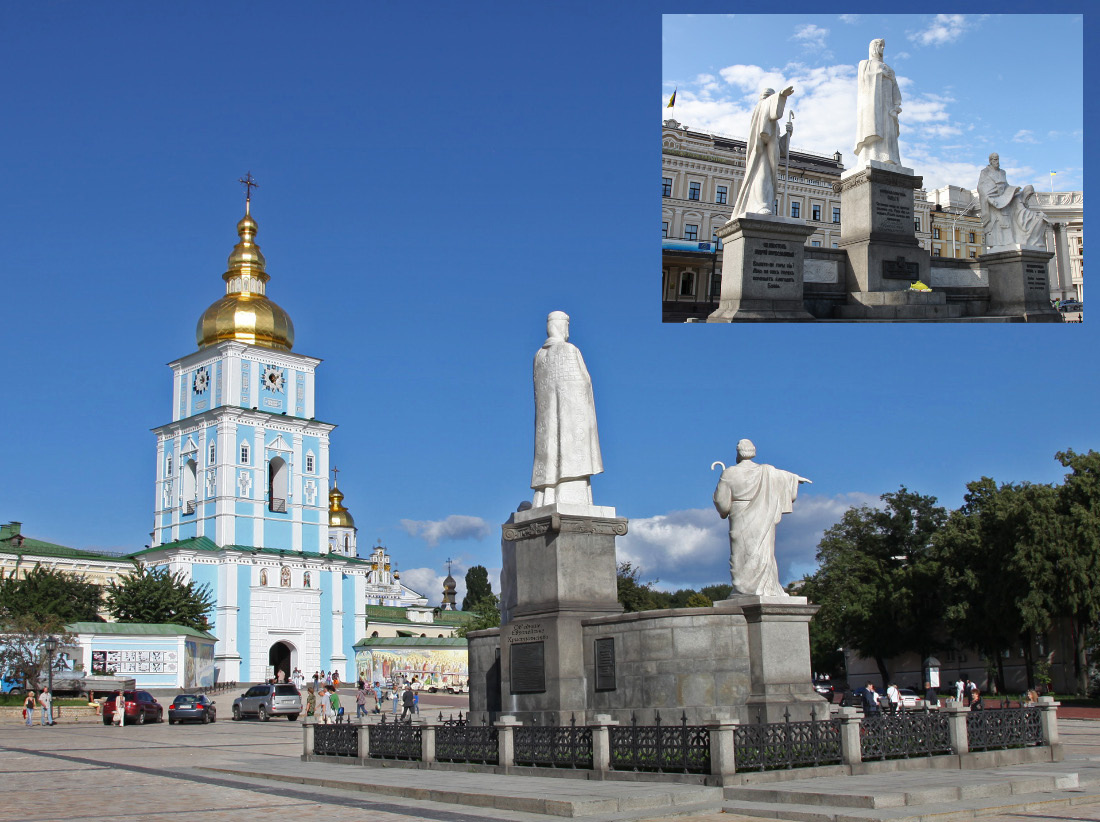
[
  {"left": 272, "top": 669, "right": 340, "bottom": 691},
  {"left": 304, "top": 683, "right": 343, "bottom": 723},
  {"left": 21, "top": 687, "right": 54, "bottom": 726}
]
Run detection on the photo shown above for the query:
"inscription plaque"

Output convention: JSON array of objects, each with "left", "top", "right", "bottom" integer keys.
[
  {"left": 1025, "top": 262, "right": 1048, "bottom": 292},
  {"left": 883, "top": 256, "right": 920, "bottom": 280},
  {"left": 750, "top": 241, "right": 797, "bottom": 291},
  {"left": 594, "top": 638, "right": 616, "bottom": 691},
  {"left": 509, "top": 641, "right": 546, "bottom": 694}
]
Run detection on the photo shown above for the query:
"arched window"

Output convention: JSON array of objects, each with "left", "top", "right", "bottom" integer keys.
[
  {"left": 371, "top": 631, "right": 379, "bottom": 638},
  {"left": 268, "top": 456, "right": 288, "bottom": 512},
  {"left": 165, "top": 453, "right": 173, "bottom": 477},
  {"left": 208, "top": 441, "right": 216, "bottom": 464},
  {"left": 303, "top": 572, "right": 311, "bottom": 589},
  {"left": 280, "top": 566, "right": 291, "bottom": 587},
  {"left": 260, "top": 569, "right": 268, "bottom": 586},
  {"left": 344, "top": 535, "right": 349, "bottom": 552},
  {"left": 182, "top": 459, "right": 197, "bottom": 514}
]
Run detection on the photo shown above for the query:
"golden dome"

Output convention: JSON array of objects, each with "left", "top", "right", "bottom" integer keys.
[
  {"left": 197, "top": 210, "right": 295, "bottom": 351},
  {"left": 329, "top": 484, "right": 356, "bottom": 528}
]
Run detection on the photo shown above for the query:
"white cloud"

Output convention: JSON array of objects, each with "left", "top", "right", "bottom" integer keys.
[
  {"left": 838, "top": 14, "right": 861, "bottom": 24},
  {"left": 718, "top": 64, "right": 789, "bottom": 95},
  {"left": 1013, "top": 129, "right": 1038, "bottom": 144},
  {"left": 619, "top": 492, "right": 881, "bottom": 591},
  {"left": 399, "top": 515, "right": 490, "bottom": 547},
  {"left": 399, "top": 567, "right": 447, "bottom": 603},
  {"left": 894, "top": 51, "right": 911, "bottom": 60},
  {"left": 910, "top": 14, "right": 969, "bottom": 47},
  {"left": 792, "top": 23, "right": 829, "bottom": 51}
]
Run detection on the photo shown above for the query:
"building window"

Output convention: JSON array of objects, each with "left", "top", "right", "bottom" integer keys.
[
  {"left": 684, "top": 224, "right": 698, "bottom": 241},
  {"left": 344, "top": 535, "right": 350, "bottom": 552},
  {"left": 240, "top": 442, "right": 250, "bottom": 464},
  {"left": 661, "top": 221, "right": 668, "bottom": 238},
  {"left": 812, "top": 205, "right": 821, "bottom": 221},
  {"left": 968, "top": 232, "right": 975, "bottom": 243},
  {"left": 305, "top": 453, "right": 315, "bottom": 473},
  {"left": 715, "top": 185, "right": 727, "bottom": 204},
  {"left": 914, "top": 218, "right": 921, "bottom": 232},
  {"left": 688, "top": 182, "right": 700, "bottom": 200},
  {"left": 969, "top": 250, "right": 976, "bottom": 258},
  {"left": 182, "top": 459, "right": 197, "bottom": 514},
  {"left": 268, "top": 457, "right": 288, "bottom": 512},
  {"left": 832, "top": 243, "right": 838, "bottom": 248},
  {"left": 933, "top": 247, "right": 941, "bottom": 257},
  {"left": 165, "top": 454, "right": 173, "bottom": 477},
  {"left": 208, "top": 441, "right": 216, "bottom": 465},
  {"left": 662, "top": 177, "right": 672, "bottom": 197},
  {"left": 710, "top": 270, "right": 722, "bottom": 298},
  {"left": 679, "top": 271, "right": 696, "bottom": 297},
  {"left": 832, "top": 207, "right": 841, "bottom": 223},
  {"left": 933, "top": 228, "right": 940, "bottom": 239},
  {"left": 790, "top": 202, "right": 800, "bottom": 218},
  {"left": 711, "top": 229, "right": 722, "bottom": 249},
  {"left": 811, "top": 240, "right": 821, "bottom": 247}
]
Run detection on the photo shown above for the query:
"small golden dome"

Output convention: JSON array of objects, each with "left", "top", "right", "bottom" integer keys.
[
  {"left": 329, "top": 484, "right": 356, "bottom": 528},
  {"left": 197, "top": 210, "right": 295, "bottom": 351}
]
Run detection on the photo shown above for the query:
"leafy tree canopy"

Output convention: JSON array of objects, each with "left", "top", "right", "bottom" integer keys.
[
  {"left": 104, "top": 563, "right": 214, "bottom": 632},
  {"left": 0, "top": 564, "right": 102, "bottom": 624},
  {"left": 455, "top": 594, "right": 500, "bottom": 637},
  {"left": 462, "top": 565, "right": 494, "bottom": 612}
]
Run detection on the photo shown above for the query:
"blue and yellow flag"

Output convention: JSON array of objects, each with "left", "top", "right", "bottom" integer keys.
[{"left": 667, "top": 89, "right": 676, "bottom": 108}]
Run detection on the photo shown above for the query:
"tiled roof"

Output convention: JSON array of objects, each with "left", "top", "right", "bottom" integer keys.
[
  {"left": 353, "top": 636, "right": 468, "bottom": 649},
  {"left": 66, "top": 621, "right": 217, "bottom": 640}
]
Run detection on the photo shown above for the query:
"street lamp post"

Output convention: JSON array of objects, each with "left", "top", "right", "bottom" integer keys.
[
  {"left": 949, "top": 201, "right": 979, "bottom": 258},
  {"left": 43, "top": 635, "right": 58, "bottom": 724}
]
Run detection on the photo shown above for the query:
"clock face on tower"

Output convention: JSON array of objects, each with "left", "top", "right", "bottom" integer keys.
[
  {"left": 262, "top": 364, "right": 285, "bottom": 393},
  {"left": 192, "top": 366, "right": 210, "bottom": 394}
]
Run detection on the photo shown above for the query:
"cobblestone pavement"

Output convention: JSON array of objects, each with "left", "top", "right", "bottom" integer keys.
[{"left": 3, "top": 714, "right": 1100, "bottom": 822}]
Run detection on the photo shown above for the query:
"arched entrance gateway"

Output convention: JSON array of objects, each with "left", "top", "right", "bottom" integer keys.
[{"left": 268, "top": 641, "right": 294, "bottom": 681}]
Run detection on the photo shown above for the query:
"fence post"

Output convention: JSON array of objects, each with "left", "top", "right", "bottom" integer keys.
[
  {"left": 707, "top": 719, "right": 738, "bottom": 777},
  {"left": 418, "top": 718, "right": 437, "bottom": 764},
  {"left": 943, "top": 699, "right": 970, "bottom": 755},
  {"left": 302, "top": 716, "right": 316, "bottom": 757},
  {"left": 836, "top": 707, "right": 862, "bottom": 766},
  {"left": 495, "top": 715, "right": 522, "bottom": 768},
  {"left": 591, "top": 714, "right": 618, "bottom": 773},
  {"left": 358, "top": 721, "right": 371, "bottom": 759},
  {"left": 1037, "top": 696, "right": 1061, "bottom": 747}
]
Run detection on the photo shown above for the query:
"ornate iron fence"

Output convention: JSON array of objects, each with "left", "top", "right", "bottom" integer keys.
[
  {"left": 734, "top": 710, "right": 842, "bottom": 771},
  {"left": 514, "top": 715, "right": 593, "bottom": 768},
  {"left": 966, "top": 706, "right": 1042, "bottom": 751},
  {"left": 860, "top": 709, "right": 951, "bottom": 760},
  {"left": 436, "top": 722, "right": 499, "bottom": 764},
  {"left": 369, "top": 715, "right": 423, "bottom": 759},
  {"left": 608, "top": 711, "right": 711, "bottom": 774},
  {"left": 314, "top": 723, "right": 359, "bottom": 757}
]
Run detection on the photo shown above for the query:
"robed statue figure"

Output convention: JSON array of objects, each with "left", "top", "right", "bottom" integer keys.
[
  {"left": 531, "top": 311, "right": 603, "bottom": 507},
  {"left": 977, "top": 153, "right": 1049, "bottom": 251},
  {"left": 854, "top": 38, "right": 903, "bottom": 169},
  {"left": 730, "top": 86, "right": 795, "bottom": 219},
  {"left": 713, "top": 439, "right": 811, "bottom": 597}
]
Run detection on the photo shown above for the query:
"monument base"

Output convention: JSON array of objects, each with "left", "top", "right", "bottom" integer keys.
[
  {"left": 980, "top": 248, "right": 1061, "bottom": 321},
  {"left": 707, "top": 215, "right": 816, "bottom": 322},
  {"left": 838, "top": 165, "right": 934, "bottom": 318}
]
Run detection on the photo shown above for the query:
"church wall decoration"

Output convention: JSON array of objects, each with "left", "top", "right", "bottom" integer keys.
[
  {"left": 280, "top": 566, "right": 291, "bottom": 587},
  {"left": 355, "top": 648, "right": 469, "bottom": 689},
  {"left": 260, "top": 568, "right": 268, "bottom": 586},
  {"left": 91, "top": 649, "right": 179, "bottom": 676}
]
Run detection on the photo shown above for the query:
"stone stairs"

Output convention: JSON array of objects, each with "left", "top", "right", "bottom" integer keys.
[{"left": 722, "top": 764, "right": 1100, "bottom": 822}]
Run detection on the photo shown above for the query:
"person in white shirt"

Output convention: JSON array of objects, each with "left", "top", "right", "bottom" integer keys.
[
  {"left": 39, "top": 687, "right": 53, "bottom": 726},
  {"left": 886, "top": 683, "right": 901, "bottom": 713},
  {"left": 954, "top": 678, "right": 965, "bottom": 702}
]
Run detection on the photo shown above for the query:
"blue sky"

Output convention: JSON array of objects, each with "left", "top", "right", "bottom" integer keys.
[
  {"left": 663, "top": 14, "right": 1083, "bottom": 193},
  {"left": 1, "top": 4, "right": 1095, "bottom": 605}
]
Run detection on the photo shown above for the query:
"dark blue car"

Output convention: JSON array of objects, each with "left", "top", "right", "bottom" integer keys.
[{"left": 168, "top": 693, "right": 217, "bottom": 724}]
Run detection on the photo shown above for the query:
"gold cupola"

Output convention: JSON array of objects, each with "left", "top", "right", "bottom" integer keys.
[
  {"left": 329, "top": 482, "right": 356, "bottom": 528},
  {"left": 196, "top": 198, "right": 295, "bottom": 351}
]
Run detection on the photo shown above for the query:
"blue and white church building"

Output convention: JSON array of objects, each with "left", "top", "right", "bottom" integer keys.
[{"left": 133, "top": 196, "right": 427, "bottom": 683}]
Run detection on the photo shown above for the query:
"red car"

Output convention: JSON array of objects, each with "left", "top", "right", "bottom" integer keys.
[{"left": 102, "top": 690, "right": 163, "bottom": 725}]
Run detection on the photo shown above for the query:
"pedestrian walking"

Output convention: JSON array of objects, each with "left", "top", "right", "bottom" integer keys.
[
  {"left": 355, "top": 683, "right": 369, "bottom": 719},
  {"left": 886, "top": 682, "right": 901, "bottom": 713},
  {"left": 862, "top": 682, "right": 881, "bottom": 715},
  {"left": 23, "top": 692, "right": 35, "bottom": 727},
  {"left": 955, "top": 677, "right": 965, "bottom": 702},
  {"left": 391, "top": 686, "right": 400, "bottom": 715},
  {"left": 400, "top": 685, "right": 415, "bottom": 722},
  {"left": 305, "top": 685, "right": 316, "bottom": 719},
  {"left": 113, "top": 692, "right": 126, "bottom": 727},
  {"left": 924, "top": 681, "right": 939, "bottom": 708},
  {"left": 372, "top": 681, "right": 383, "bottom": 714},
  {"left": 39, "top": 687, "right": 53, "bottom": 726},
  {"left": 329, "top": 686, "right": 341, "bottom": 723}
]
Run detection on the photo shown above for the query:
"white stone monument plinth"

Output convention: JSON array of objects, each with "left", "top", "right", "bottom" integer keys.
[{"left": 980, "top": 247, "right": 1061, "bottom": 322}]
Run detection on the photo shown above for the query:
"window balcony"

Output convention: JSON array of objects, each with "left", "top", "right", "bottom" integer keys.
[
  {"left": 184, "top": 500, "right": 197, "bottom": 515},
  {"left": 270, "top": 497, "right": 287, "bottom": 513}
]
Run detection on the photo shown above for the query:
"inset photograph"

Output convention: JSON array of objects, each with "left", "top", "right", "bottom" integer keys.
[{"left": 661, "top": 14, "right": 1082, "bottom": 323}]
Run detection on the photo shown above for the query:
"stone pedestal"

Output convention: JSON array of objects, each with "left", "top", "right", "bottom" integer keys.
[
  {"left": 838, "top": 162, "right": 937, "bottom": 313},
  {"left": 717, "top": 594, "right": 821, "bottom": 723},
  {"left": 980, "top": 247, "right": 1061, "bottom": 321},
  {"left": 498, "top": 505, "right": 627, "bottom": 724},
  {"left": 707, "top": 215, "right": 816, "bottom": 322}
]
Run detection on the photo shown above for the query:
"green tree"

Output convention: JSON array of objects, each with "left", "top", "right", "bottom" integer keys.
[
  {"left": 700, "top": 583, "right": 733, "bottom": 603},
  {"left": 461, "top": 565, "right": 493, "bottom": 611},
  {"left": 1053, "top": 450, "right": 1100, "bottom": 693},
  {"left": 805, "top": 487, "right": 947, "bottom": 684},
  {"left": 0, "top": 564, "right": 102, "bottom": 623},
  {"left": 455, "top": 594, "right": 501, "bottom": 637},
  {"left": 104, "top": 563, "right": 214, "bottom": 631},
  {"left": 616, "top": 562, "right": 663, "bottom": 612},
  {"left": 0, "top": 613, "right": 75, "bottom": 692}
]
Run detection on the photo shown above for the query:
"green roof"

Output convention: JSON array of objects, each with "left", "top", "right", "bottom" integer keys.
[
  {"left": 66, "top": 622, "right": 217, "bottom": 640},
  {"left": 132, "top": 536, "right": 375, "bottom": 567},
  {"left": 0, "top": 523, "right": 134, "bottom": 562},
  {"left": 435, "top": 610, "right": 475, "bottom": 624},
  {"left": 353, "top": 636, "right": 468, "bottom": 649}
]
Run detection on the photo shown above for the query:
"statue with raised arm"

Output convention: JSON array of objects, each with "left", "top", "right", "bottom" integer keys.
[
  {"left": 713, "top": 439, "right": 811, "bottom": 597},
  {"left": 731, "top": 86, "right": 795, "bottom": 218},
  {"left": 977, "top": 153, "right": 1050, "bottom": 251},
  {"left": 531, "top": 311, "right": 603, "bottom": 507},
  {"left": 854, "top": 38, "right": 903, "bottom": 169}
]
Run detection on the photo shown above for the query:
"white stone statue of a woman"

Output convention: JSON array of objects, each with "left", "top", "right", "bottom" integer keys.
[{"left": 854, "top": 38, "right": 903, "bottom": 170}]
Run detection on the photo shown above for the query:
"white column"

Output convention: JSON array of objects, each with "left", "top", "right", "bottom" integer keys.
[
  {"left": 330, "top": 566, "right": 346, "bottom": 676},
  {"left": 292, "top": 431, "right": 303, "bottom": 552},
  {"left": 253, "top": 425, "right": 265, "bottom": 547}
]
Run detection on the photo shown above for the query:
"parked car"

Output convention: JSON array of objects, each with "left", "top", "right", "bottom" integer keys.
[
  {"left": 102, "top": 690, "right": 163, "bottom": 725},
  {"left": 895, "top": 688, "right": 925, "bottom": 710},
  {"left": 232, "top": 683, "right": 300, "bottom": 721},
  {"left": 446, "top": 680, "right": 470, "bottom": 695},
  {"left": 168, "top": 693, "right": 217, "bottom": 724},
  {"left": 1059, "top": 300, "right": 1083, "bottom": 311}
]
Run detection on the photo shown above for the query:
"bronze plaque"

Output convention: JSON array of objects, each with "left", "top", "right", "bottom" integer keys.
[
  {"left": 509, "top": 641, "right": 546, "bottom": 694},
  {"left": 883, "top": 256, "right": 920, "bottom": 280},
  {"left": 595, "top": 638, "right": 616, "bottom": 691}
]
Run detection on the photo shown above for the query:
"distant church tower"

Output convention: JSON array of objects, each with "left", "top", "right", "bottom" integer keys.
[
  {"left": 327, "top": 472, "right": 357, "bottom": 556},
  {"left": 441, "top": 559, "right": 458, "bottom": 610}
]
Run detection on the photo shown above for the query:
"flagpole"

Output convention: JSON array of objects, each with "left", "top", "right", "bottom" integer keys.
[{"left": 1049, "top": 171, "right": 1056, "bottom": 194}]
